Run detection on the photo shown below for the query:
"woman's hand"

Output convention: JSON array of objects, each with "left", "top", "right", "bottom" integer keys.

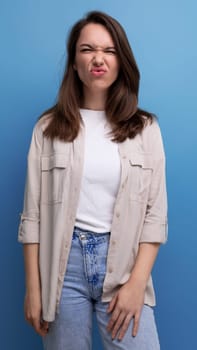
[
  {"left": 23, "top": 244, "right": 48, "bottom": 337},
  {"left": 106, "top": 278, "right": 145, "bottom": 340},
  {"left": 24, "top": 289, "right": 49, "bottom": 337},
  {"left": 106, "top": 242, "right": 160, "bottom": 341}
]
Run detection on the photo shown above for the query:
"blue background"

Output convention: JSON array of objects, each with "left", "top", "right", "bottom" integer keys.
[{"left": 1, "top": 0, "right": 196, "bottom": 349}]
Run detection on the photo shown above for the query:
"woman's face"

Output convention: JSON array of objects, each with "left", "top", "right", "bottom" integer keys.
[{"left": 74, "top": 23, "right": 119, "bottom": 96}]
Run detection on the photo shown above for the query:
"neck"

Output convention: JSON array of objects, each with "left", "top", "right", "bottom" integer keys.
[{"left": 82, "top": 88, "right": 107, "bottom": 110}]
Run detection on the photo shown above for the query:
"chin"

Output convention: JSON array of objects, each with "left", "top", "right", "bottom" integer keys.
[{"left": 91, "top": 82, "right": 111, "bottom": 91}]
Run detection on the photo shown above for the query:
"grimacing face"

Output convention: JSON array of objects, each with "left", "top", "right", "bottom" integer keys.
[{"left": 74, "top": 23, "right": 120, "bottom": 96}]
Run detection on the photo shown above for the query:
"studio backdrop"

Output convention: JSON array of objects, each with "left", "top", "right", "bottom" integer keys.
[{"left": 0, "top": 1, "right": 197, "bottom": 349}]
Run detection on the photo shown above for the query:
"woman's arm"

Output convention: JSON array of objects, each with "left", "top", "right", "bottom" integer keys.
[
  {"left": 107, "top": 121, "right": 167, "bottom": 340},
  {"left": 23, "top": 243, "right": 49, "bottom": 336},
  {"left": 18, "top": 123, "right": 48, "bottom": 335},
  {"left": 107, "top": 242, "right": 160, "bottom": 340}
]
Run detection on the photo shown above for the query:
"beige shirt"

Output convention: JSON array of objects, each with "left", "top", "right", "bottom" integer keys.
[{"left": 18, "top": 114, "right": 168, "bottom": 322}]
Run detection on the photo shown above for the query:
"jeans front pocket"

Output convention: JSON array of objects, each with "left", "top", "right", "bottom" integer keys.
[{"left": 41, "top": 154, "right": 69, "bottom": 204}]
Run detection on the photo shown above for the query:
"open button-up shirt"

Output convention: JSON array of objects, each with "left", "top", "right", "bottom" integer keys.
[{"left": 18, "top": 115, "right": 167, "bottom": 322}]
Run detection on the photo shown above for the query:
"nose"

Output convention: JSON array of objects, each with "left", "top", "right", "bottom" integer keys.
[{"left": 92, "top": 51, "right": 104, "bottom": 66}]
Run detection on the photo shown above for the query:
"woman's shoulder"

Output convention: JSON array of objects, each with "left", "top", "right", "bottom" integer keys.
[
  {"left": 34, "top": 113, "right": 53, "bottom": 132},
  {"left": 30, "top": 113, "right": 52, "bottom": 139},
  {"left": 141, "top": 114, "right": 162, "bottom": 138},
  {"left": 140, "top": 115, "right": 165, "bottom": 158},
  {"left": 29, "top": 113, "right": 53, "bottom": 149}
]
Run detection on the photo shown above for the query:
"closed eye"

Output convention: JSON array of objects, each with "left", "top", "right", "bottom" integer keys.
[
  {"left": 104, "top": 49, "right": 117, "bottom": 55},
  {"left": 80, "top": 48, "right": 93, "bottom": 52}
]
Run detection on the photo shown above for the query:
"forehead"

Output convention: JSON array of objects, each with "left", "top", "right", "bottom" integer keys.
[{"left": 76, "top": 23, "right": 115, "bottom": 47}]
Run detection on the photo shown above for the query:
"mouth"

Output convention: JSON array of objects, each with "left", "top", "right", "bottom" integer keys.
[{"left": 90, "top": 68, "right": 107, "bottom": 76}]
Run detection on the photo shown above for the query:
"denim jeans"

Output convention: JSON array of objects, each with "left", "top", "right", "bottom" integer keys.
[{"left": 43, "top": 227, "right": 160, "bottom": 350}]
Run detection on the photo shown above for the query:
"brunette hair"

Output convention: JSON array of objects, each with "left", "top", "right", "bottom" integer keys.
[{"left": 41, "top": 11, "right": 153, "bottom": 142}]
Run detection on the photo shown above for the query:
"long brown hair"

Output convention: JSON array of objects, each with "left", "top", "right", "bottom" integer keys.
[{"left": 41, "top": 11, "right": 153, "bottom": 142}]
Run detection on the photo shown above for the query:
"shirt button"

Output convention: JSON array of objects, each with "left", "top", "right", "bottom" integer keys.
[
  {"left": 108, "top": 267, "right": 113, "bottom": 273},
  {"left": 116, "top": 212, "right": 120, "bottom": 218},
  {"left": 112, "top": 240, "right": 116, "bottom": 246}
]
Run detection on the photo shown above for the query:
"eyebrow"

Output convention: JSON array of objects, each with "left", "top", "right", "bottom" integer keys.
[{"left": 79, "top": 44, "right": 116, "bottom": 50}]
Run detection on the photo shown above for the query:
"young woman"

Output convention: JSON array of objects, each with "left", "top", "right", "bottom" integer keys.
[{"left": 18, "top": 11, "right": 167, "bottom": 350}]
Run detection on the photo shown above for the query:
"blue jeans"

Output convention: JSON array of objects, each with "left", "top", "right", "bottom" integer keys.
[{"left": 43, "top": 227, "right": 160, "bottom": 350}]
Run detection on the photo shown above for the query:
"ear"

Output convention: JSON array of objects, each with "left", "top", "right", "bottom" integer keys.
[{"left": 73, "top": 63, "right": 77, "bottom": 71}]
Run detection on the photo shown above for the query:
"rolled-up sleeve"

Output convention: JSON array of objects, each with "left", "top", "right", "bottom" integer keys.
[
  {"left": 139, "top": 121, "right": 168, "bottom": 244},
  {"left": 18, "top": 123, "right": 42, "bottom": 243}
]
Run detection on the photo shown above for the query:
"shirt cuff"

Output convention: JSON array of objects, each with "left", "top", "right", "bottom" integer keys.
[
  {"left": 18, "top": 216, "right": 40, "bottom": 243},
  {"left": 139, "top": 221, "right": 168, "bottom": 244}
]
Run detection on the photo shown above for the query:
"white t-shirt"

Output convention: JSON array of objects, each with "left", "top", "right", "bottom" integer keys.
[{"left": 75, "top": 109, "right": 121, "bottom": 233}]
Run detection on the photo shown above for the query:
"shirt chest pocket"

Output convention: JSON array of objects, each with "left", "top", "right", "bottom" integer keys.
[
  {"left": 41, "top": 154, "right": 69, "bottom": 205},
  {"left": 129, "top": 153, "right": 153, "bottom": 203}
]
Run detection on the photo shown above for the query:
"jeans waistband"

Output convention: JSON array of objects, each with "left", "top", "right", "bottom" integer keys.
[{"left": 73, "top": 226, "right": 110, "bottom": 237}]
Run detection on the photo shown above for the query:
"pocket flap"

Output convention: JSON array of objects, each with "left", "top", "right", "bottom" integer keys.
[
  {"left": 129, "top": 153, "right": 153, "bottom": 169},
  {"left": 41, "top": 154, "right": 68, "bottom": 171}
]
